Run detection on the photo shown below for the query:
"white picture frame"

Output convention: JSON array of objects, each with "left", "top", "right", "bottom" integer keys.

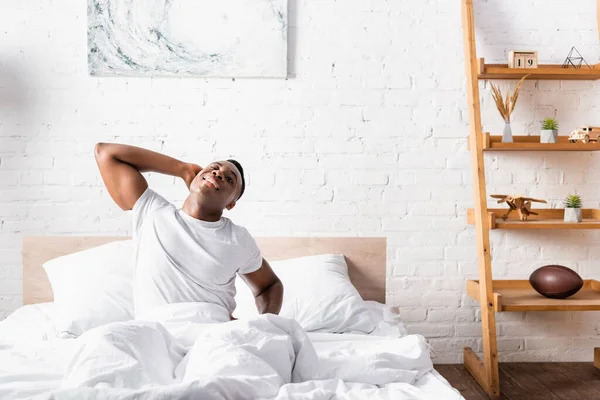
[{"left": 87, "top": 0, "right": 289, "bottom": 78}]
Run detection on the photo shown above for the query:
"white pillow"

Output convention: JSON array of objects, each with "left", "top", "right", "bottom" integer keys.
[
  {"left": 234, "top": 254, "right": 375, "bottom": 333},
  {"left": 43, "top": 240, "right": 134, "bottom": 338}
]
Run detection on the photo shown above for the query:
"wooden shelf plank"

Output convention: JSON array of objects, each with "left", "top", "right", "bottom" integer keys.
[
  {"left": 478, "top": 60, "right": 600, "bottom": 80},
  {"left": 467, "top": 280, "right": 600, "bottom": 311},
  {"left": 467, "top": 209, "right": 600, "bottom": 230},
  {"left": 482, "top": 134, "right": 600, "bottom": 151}
]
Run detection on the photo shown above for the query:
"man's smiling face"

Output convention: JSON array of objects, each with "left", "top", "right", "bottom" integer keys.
[{"left": 189, "top": 161, "right": 243, "bottom": 211}]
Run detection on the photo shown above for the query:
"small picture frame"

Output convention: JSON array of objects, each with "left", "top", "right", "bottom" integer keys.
[{"left": 508, "top": 51, "right": 538, "bottom": 69}]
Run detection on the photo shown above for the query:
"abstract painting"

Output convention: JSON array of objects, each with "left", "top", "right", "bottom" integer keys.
[{"left": 87, "top": 0, "right": 288, "bottom": 78}]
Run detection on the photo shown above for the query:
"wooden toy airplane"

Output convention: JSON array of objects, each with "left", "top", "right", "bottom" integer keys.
[{"left": 490, "top": 194, "right": 548, "bottom": 221}]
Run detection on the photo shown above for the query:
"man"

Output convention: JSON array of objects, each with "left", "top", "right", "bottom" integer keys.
[{"left": 94, "top": 142, "right": 283, "bottom": 320}]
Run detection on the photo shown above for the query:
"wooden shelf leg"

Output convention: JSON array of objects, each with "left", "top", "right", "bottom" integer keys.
[
  {"left": 594, "top": 348, "right": 600, "bottom": 369},
  {"left": 462, "top": 0, "right": 500, "bottom": 398},
  {"left": 464, "top": 347, "right": 500, "bottom": 399},
  {"left": 464, "top": 347, "right": 486, "bottom": 385}
]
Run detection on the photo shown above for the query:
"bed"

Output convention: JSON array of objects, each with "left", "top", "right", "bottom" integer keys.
[{"left": 0, "top": 236, "right": 463, "bottom": 399}]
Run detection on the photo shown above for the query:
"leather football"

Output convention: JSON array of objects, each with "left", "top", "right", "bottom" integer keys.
[{"left": 529, "top": 265, "right": 583, "bottom": 299}]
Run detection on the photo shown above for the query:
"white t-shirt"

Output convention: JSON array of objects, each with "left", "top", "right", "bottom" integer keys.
[{"left": 131, "top": 187, "right": 262, "bottom": 316}]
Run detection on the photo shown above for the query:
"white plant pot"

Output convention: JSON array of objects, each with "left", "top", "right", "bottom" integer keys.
[
  {"left": 540, "top": 129, "right": 558, "bottom": 143},
  {"left": 564, "top": 208, "right": 582, "bottom": 223}
]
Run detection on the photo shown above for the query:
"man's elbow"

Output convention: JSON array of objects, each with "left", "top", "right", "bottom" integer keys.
[
  {"left": 255, "top": 279, "right": 283, "bottom": 315},
  {"left": 94, "top": 142, "right": 107, "bottom": 160},
  {"left": 259, "top": 277, "right": 283, "bottom": 298},
  {"left": 272, "top": 278, "right": 284, "bottom": 299},
  {"left": 272, "top": 277, "right": 283, "bottom": 291},
  {"left": 94, "top": 142, "right": 116, "bottom": 164}
]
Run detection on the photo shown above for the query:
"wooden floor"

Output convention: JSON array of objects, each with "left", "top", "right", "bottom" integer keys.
[{"left": 435, "top": 363, "right": 600, "bottom": 400}]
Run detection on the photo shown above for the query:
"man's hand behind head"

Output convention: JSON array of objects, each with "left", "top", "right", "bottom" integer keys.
[{"left": 182, "top": 163, "right": 203, "bottom": 190}]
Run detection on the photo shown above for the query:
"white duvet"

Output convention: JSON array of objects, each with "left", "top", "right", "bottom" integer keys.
[{"left": 0, "top": 303, "right": 463, "bottom": 400}]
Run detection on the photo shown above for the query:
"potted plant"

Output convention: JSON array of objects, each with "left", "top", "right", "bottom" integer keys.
[
  {"left": 540, "top": 118, "right": 558, "bottom": 143},
  {"left": 490, "top": 74, "right": 529, "bottom": 143},
  {"left": 564, "top": 194, "right": 582, "bottom": 223}
]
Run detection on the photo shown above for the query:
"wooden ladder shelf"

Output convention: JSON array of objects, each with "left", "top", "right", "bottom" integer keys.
[{"left": 461, "top": 1, "right": 600, "bottom": 398}]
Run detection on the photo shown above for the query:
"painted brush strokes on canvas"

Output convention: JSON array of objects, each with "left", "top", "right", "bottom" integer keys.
[{"left": 88, "top": 0, "right": 287, "bottom": 78}]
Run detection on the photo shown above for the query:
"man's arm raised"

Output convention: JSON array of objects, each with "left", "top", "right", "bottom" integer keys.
[{"left": 94, "top": 143, "right": 201, "bottom": 211}]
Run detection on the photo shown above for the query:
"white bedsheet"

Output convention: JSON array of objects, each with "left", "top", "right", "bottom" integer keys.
[{"left": 0, "top": 303, "right": 463, "bottom": 400}]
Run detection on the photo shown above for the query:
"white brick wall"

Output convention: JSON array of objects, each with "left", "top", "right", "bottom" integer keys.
[{"left": 1, "top": 0, "right": 600, "bottom": 363}]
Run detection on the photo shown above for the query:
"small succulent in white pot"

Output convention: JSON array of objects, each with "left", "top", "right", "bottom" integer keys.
[
  {"left": 540, "top": 118, "right": 559, "bottom": 143},
  {"left": 564, "top": 194, "right": 582, "bottom": 223}
]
